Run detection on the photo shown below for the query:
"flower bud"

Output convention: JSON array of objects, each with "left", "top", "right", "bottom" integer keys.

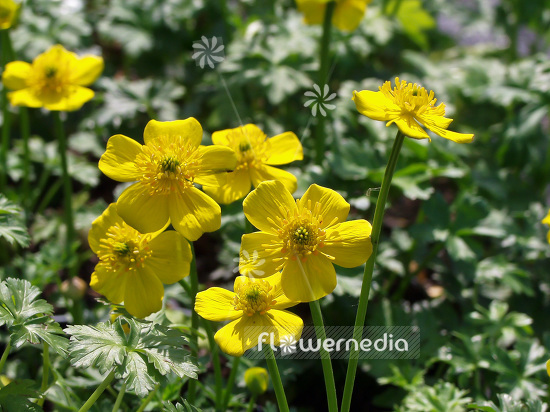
[
  {"left": 60, "top": 277, "right": 87, "bottom": 300},
  {"left": 244, "top": 367, "right": 269, "bottom": 396}
]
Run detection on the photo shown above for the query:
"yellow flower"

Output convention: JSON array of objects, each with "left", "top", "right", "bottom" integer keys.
[
  {"left": 0, "top": 0, "right": 19, "bottom": 29},
  {"left": 353, "top": 77, "right": 474, "bottom": 143},
  {"left": 88, "top": 203, "right": 192, "bottom": 318},
  {"left": 2, "top": 44, "right": 103, "bottom": 111},
  {"left": 244, "top": 367, "right": 269, "bottom": 396},
  {"left": 542, "top": 209, "right": 550, "bottom": 243},
  {"left": 195, "top": 273, "right": 303, "bottom": 357},
  {"left": 296, "top": 0, "right": 371, "bottom": 32},
  {"left": 239, "top": 180, "right": 372, "bottom": 302},
  {"left": 98, "top": 118, "right": 238, "bottom": 240},
  {"left": 547, "top": 359, "right": 550, "bottom": 377},
  {"left": 203, "top": 124, "right": 303, "bottom": 204}
]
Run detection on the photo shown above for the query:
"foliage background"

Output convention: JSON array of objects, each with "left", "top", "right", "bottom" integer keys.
[{"left": 1, "top": 0, "right": 550, "bottom": 410}]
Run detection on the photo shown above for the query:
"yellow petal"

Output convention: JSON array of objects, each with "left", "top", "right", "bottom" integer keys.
[
  {"left": 123, "top": 267, "right": 164, "bottom": 318},
  {"left": 240, "top": 232, "right": 284, "bottom": 278},
  {"left": 41, "top": 85, "right": 95, "bottom": 111},
  {"left": 299, "top": 184, "right": 350, "bottom": 228},
  {"left": 88, "top": 203, "right": 123, "bottom": 254},
  {"left": 147, "top": 231, "right": 192, "bottom": 284},
  {"left": 332, "top": 0, "right": 369, "bottom": 32},
  {"left": 195, "top": 287, "right": 241, "bottom": 322},
  {"left": 116, "top": 183, "right": 170, "bottom": 234},
  {"left": 322, "top": 220, "right": 372, "bottom": 268},
  {"left": 243, "top": 180, "right": 297, "bottom": 234},
  {"left": 7, "top": 89, "right": 43, "bottom": 108},
  {"left": 98, "top": 134, "right": 142, "bottom": 182},
  {"left": 169, "top": 186, "right": 221, "bottom": 241},
  {"left": 202, "top": 169, "right": 252, "bottom": 205},
  {"left": 195, "top": 145, "right": 237, "bottom": 174},
  {"left": 266, "top": 310, "right": 304, "bottom": 344},
  {"left": 421, "top": 118, "right": 475, "bottom": 143},
  {"left": 249, "top": 165, "right": 298, "bottom": 194},
  {"left": 90, "top": 265, "right": 128, "bottom": 304},
  {"left": 69, "top": 55, "right": 104, "bottom": 86},
  {"left": 296, "top": 0, "right": 329, "bottom": 25},
  {"left": 393, "top": 116, "right": 430, "bottom": 140},
  {"left": 264, "top": 132, "right": 303, "bottom": 165},
  {"left": 281, "top": 254, "right": 337, "bottom": 302},
  {"left": 353, "top": 90, "right": 398, "bottom": 122},
  {"left": 212, "top": 124, "right": 264, "bottom": 146},
  {"left": 542, "top": 210, "right": 550, "bottom": 225},
  {"left": 2, "top": 61, "right": 31, "bottom": 91},
  {"left": 214, "top": 313, "right": 273, "bottom": 357},
  {"left": 265, "top": 273, "right": 298, "bottom": 310},
  {"left": 143, "top": 118, "right": 203, "bottom": 148}
]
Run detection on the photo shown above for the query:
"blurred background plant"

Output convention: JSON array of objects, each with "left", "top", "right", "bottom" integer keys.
[{"left": 1, "top": 0, "right": 550, "bottom": 410}]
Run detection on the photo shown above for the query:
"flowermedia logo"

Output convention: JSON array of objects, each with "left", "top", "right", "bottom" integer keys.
[
  {"left": 244, "top": 326, "right": 419, "bottom": 359},
  {"left": 192, "top": 36, "right": 225, "bottom": 69},
  {"left": 304, "top": 83, "right": 337, "bottom": 117}
]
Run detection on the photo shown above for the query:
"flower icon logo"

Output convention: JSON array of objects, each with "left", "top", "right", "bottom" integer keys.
[
  {"left": 234, "top": 250, "right": 265, "bottom": 276},
  {"left": 279, "top": 335, "right": 297, "bottom": 355},
  {"left": 192, "top": 36, "right": 225, "bottom": 69},
  {"left": 304, "top": 84, "right": 337, "bottom": 117}
]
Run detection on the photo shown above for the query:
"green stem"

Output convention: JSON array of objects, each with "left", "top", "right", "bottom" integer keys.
[
  {"left": 187, "top": 242, "right": 199, "bottom": 404},
  {"left": 111, "top": 382, "right": 127, "bottom": 412},
  {"left": 0, "top": 341, "right": 11, "bottom": 380},
  {"left": 314, "top": 1, "right": 335, "bottom": 165},
  {"left": 0, "top": 31, "right": 12, "bottom": 192},
  {"left": 309, "top": 300, "right": 338, "bottom": 412},
  {"left": 222, "top": 356, "right": 241, "bottom": 410},
  {"left": 136, "top": 383, "right": 160, "bottom": 412},
  {"left": 20, "top": 107, "right": 31, "bottom": 218},
  {"left": 54, "top": 112, "right": 76, "bottom": 277},
  {"left": 264, "top": 345, "right": 289, "bottom": 412},
  {"left": 340, "top": 130, "right": 405, "bottom": 412},
  {"left": 246, "top": 394, "right": 257, "bottom": 412},
  {"left": 37, "top": 342, "right": 50, "bottom": 407},
  {"left": 203, "top": 320, "right": 223, "bottom": 411},
  {"left": 78, "top": 369, "right": 116, "bottom": 412}
]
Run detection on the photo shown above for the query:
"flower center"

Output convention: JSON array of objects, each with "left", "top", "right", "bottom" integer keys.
[
  {"left": 134, "top": 136, "right": 200, "bottom": 195},
  {"left": 226, "top": 128, "right": 270, "bottom": 171},
  {"left": 380, "top": 77, "right": 446, "bottom": 118},
  {"left": 233, "top": 279, "right": 276, "bottom": 316},
  {"left": 97, "top": 224, "right": 153, "bottom": 272}
]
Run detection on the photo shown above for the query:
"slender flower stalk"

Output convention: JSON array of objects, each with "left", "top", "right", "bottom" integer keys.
[
  {"left": 203, "top": 319, "right": 223, "bottom": 411},
  {"left": 20, "top": 107, "right": 30, "bottom": 218},
  {"left": 54, "top": 112, "right": 76, "bottom": 276},
  {"left": 310, "top": 299, "right": 338, "bottom": 412},
  {"left": 314, "top": 1, "right": 335, "bottom": 165},
  {"left": 0, "top": 30, "right": 12, "bottom": 191},
  {"left": 111, "top": 382, "right": 127, "bottom": 412},
  {"left": 187, "top": 243, "right": 199, "bottom": 404},
  {"left": 78, "top": 369, "right": 116, "bottom": 412},
  {"left": 37, "top": 342, "right": 51, "bottom": 407},
  {"left": 264, "top": 345, "right": 289, "bottom": 412},
  {"left": 136, "top": 383, "right": 160, "bottom": 412},
  {"left": 0, "top": 341, "right": 11, "bottom": 378},
  {"left": 341, "top": 131, "right": 405, "bottom": 412},
  {"left": 222, "top": 357, "right": 241, "bottom": 410}
]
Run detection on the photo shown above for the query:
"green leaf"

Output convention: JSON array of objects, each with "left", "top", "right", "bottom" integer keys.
[
  {"left": 0, "top": 380, "right": 42, "bottom": 412},
  {"left": 65, "top": 317, "right": 198, "bottom": 398},
  {"left": 392, "top": 0, "right": 436, "bottom": 49},
  {"left": 0, "top": 279, "right": 53, "bottom": 327},
  {"left": 0, "top": 196, "right": 29, "bottom": 248}
]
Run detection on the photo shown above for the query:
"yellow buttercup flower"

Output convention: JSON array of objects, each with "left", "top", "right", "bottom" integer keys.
[
  {"left": 239, "top": 180, "right": 373, "bottom": 302},
  {"left": 203, "top": 124, "right": 303, "bottom": 204},
  {"left": 542, "top": 210, "right": 550, "bottom": 243},
  {"left": 99, "top": 118, "right": 238, "bottom": 240},
  {"left": 0, "top": 0, "right": 19, "bottom": 29},
  {"left": 195, "top": 273, "right": 303, "bottom": 357},
  {"left": 353, "top": 77, "right": 474, "bottom": 143},
  {"left": 2, "top": 44, "right": 103, "bottom": 111},
  {"left": 88, "top": 203, "right": 192, "bottom": 319},
  {"left": 296, "top": 0, "right": 371, "bottom": 32}
]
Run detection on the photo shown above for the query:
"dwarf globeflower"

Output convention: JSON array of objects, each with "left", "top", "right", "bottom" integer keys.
[
  {"left": 99, "top": 118, "right": 238, "bottom": 241},
  {"left": 0, "top": 0, "right": 19, "bottom": 29},
  {"left": 202, "top": 124, "right": 303, "bottom": 204},
  {"left": 88, "top": 204, "right": 192, "bottom": 318},
  {"left": 195, "top": 273, "right": 303, "bottom": 357},
  {"left": 1, "top": 44, "right": 103, "bottom": 111},
  {"left": 353, "top": 77, "right": 474, "bottom": 143},
  {"left": 296, "top": 0, "right": 371, "bottom": 32},
  {"left": 239, "top": 181, "right": 372, "bottom": 302}
]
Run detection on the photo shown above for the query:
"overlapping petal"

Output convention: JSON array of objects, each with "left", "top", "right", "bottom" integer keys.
[
  {"left": 123, "top": 267, "right": 164, "bottom": 319},
  {"left": 264, "top": 132, "right": 303, "bottom": 165},
  {"left": 116, "top": 183, "right": 170, "bottom": 234},
  {"left": 2, "top": 61, "right": 31, "bottom": 90},
  {"left": 202, "top": 169, "right": 251, "bottom": 204},
  {"left": 281, "top": 254, "right": 337, "bottom": 302},
  {"left": 143, "top": 118, "right": 203, "bottom": 147},
  {"left": 322, "top": 220, "right": 372, "bottom": 268},
  {"left": 250, "top": 165, "right": 298, "bottom": 194},
  {"left": 299, "top": 184, "right": 350, "bottom": 228},
  {"left": 240, "top": 232, "right": 283, "bottom": 278},
  {"left": 195, "top": 288, "right": 242, "bottom": 322},
  {"left": 98, "top": 135, "right": 142, "bottom": 182},
  {"left": 146, "top": 231, "right": 192, "bottom": 284}
]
